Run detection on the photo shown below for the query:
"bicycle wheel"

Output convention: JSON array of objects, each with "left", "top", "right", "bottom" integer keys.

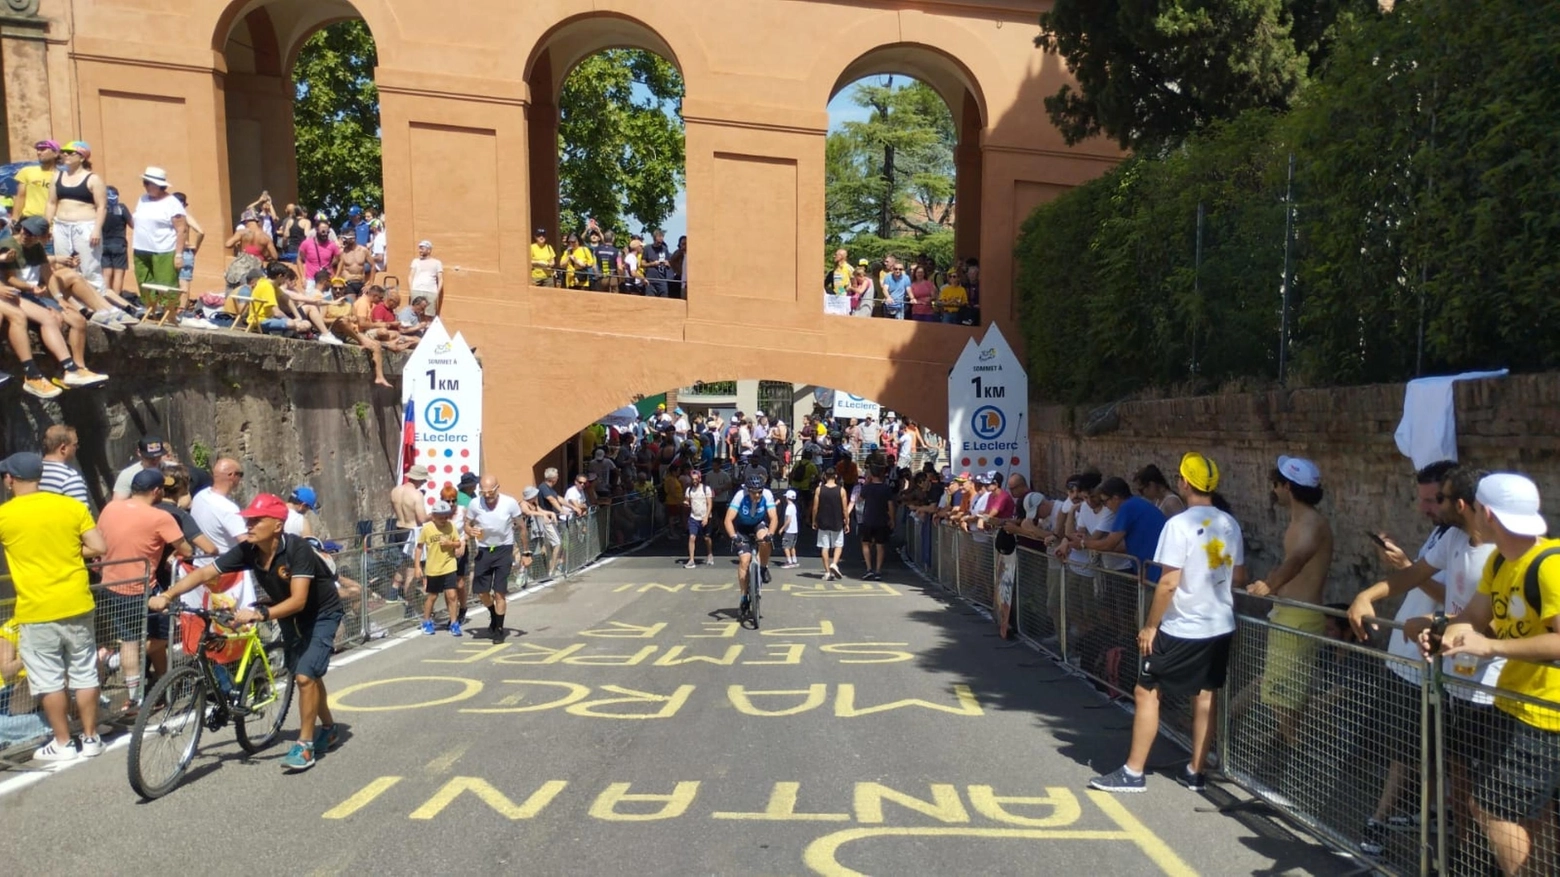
[
  {"left": 235, "top": 643, "right": 294, "bottom": 753},
  {"left": 127, "top": 664, "right": 207, "bottom": 799},
  {"left": 749, "top": 560, "right": 762, "bottom": 629}
]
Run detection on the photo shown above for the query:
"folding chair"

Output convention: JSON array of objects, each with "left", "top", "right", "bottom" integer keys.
[
  {"left": 225, "top": 286, "right": 258, "bottom": 332},
  {"left": 138, "top": 283, "right": 182, "bottom": 326}
]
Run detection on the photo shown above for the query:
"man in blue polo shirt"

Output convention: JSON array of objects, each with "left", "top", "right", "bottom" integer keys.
[
  {"left": 880, "top": 261, "right": 911, "bottom": 319},
  {"left": 1087, "top": 476, "right": 1169, "bottom": 583}
]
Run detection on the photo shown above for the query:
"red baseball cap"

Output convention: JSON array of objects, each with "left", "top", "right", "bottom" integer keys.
[{"left": 239, "top": 493, "right": 289, "bottom": 520}]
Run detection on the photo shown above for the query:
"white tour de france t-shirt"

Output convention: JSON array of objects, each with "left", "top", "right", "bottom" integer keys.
[
  {"left": 1152, "top": 506, "right": 1245, "bottom": 640},
  {"left": 467, "top": 494, "right": 523, "bottom": 547},
  {"left": 1386, "top": 527, "right": 1450, "bottom": 685},
  {"left": 1424, "top": 528, "right": 1501, "bottom": 702}
]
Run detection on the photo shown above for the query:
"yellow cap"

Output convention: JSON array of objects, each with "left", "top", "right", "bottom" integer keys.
[{"left": 1179, "top": 452, "right": 1219, "bottom": 493}]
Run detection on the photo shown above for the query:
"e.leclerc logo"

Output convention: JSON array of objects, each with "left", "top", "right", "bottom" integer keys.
[
  {"left": 424, "top": 398, "right": 460, "bottom": 432},
  {"left": 971, "top": 405, "right": 1005, "bottom": 440}
]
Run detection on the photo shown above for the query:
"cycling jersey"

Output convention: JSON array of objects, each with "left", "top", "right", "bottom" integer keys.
[{"left": 730, "top": 491, "right": 774, "bottom": 529}]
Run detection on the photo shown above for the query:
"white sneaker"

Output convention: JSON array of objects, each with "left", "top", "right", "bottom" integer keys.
[
  {"left": 62, "top": 368, "right": 109, "bottom": 388},
  {"left": 77, "top": 735, "right": 105, "bottom": 758},
  {"left": 89, "top": 310, "right": 127, "bottom": 333},
  {"left": 319, "top": 333, "right": 345, "bottom": 345},
  {"left": 114, "top": 309, "right": 139, "bottom": 325},
  {"left": 684, "top": 560, "right": 697, "bottom": 569},
  {"left": 33, "top": 738, "right": 79, "bottom": 762},
  {"left": 180, "top": 317, "right": 212, "bottom": 330}
]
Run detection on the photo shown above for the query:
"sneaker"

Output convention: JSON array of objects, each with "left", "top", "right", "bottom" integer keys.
[
  {"left": 114, "top": 309, "right": 139, "bottom": 325},
  {"left": 280, "top": 742, "right": 316, "bottom": 771},
  {"left": 704, "top": 556, "right": 715, "bottom": 566},
  {"left": 88, "top": 310, "right": 126, "bottom": 333},
  {"left": 180, "top": 317, "right": 212, "bottom": 330},
  {"left": 739, "top": 596, "right": 751, "bottom": 617},
  {"left": 421, "top": 620, "right": 435, "bottom": 635},
  {"left": 1176, "top": 766, "right": 1206, "bottom": 792},
  {"left": 33, "top": 738, "right": 79, "bottom": 763},
  {"left": 864, "top": 571, "right": 880, "bottom": 581},
  {"left": 319, "top": 333, "right": 345, "bottom": 345},
  {"left": 457, "top": 607, "right": 468, "bottom": 625},
  {"left": 1360, "top": 819, "right": 1388, "bottom": 856},
  {"left": 22, "top": 376, "right": 62, "bottom": 399},
  {"left": 0, "top": 372, "right": 9, "bottom": 389},
  {"left": 78, "top": 734, "right": 105, "bottom": 757},
  {"left": 450, "top": 622, "right": 463, "bottom": 637},
  {"left": 62, "top": 368, "right": 108, "bottom": 388},
  {"left": 493, "top": 626, "right": 507, "bottom": 644},
  {"left": 1088, "top": 766, "right": 1147, "bottom": 793},
  {"left": 830, "top": 564, "right": 845, "bottom": 580},
  {"left": 760, "top": 565, "right": 771, "bottom": 584},
  {"left": 313, "top": 724, "right": 340, "bottom": 753},
  {"left": 684, "top": 560, "right": 697, "bottom": 569}
]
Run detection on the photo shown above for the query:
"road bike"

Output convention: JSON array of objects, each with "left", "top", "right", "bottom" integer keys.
[
  {"left": 734, "top": 534, "right": 765, "bottom": 629},
  {"left": 127, "top": 607, "right": 292, "bottom": 799}
]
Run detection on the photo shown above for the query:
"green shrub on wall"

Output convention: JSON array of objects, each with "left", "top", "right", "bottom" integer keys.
[{"left": 1017, "top": 0, "right": 1560, "bottom": 402}]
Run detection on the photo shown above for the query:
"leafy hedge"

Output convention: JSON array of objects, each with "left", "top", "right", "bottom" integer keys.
[{"left": 1016, "top": 0, "right": 1560, "bottom": 402}]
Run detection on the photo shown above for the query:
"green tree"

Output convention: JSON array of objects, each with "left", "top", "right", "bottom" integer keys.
[
  {"left": 558, "top": 50, "right": 684, "bottom": 235},
  {"left": 1034, "top": 1, "right": 1378, "bottom": 150},
  {"left": 293, "top": 21, "right": 382, "bottom": 218},
  {"left": 826, "top": 79, "right": 956, "bottom": 244}
]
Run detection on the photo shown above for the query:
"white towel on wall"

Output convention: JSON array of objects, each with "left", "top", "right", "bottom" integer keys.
[{"left": 1394, "top": 370, "right": 1508, "bottom": 470}]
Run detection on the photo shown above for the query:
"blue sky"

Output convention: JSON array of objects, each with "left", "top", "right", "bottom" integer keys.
[{"left": 649, "top": 82, "right": 881, "bottom": 243}]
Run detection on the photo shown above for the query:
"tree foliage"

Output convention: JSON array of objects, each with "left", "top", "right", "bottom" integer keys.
[
  {"left": 826, "top": 79, "right": 956, "bottom": 250},
  {"left": 1017, "top": 0, "right": 1560, "bottom": 401},
  {"left": 558, "top": 50, "right": 684, "bottom": 235},
  {"left": 1035, "top": 0, "right": 1379, "bottom": 150},
  {"left": 293, "top": 21, "right": 382, "bottom": 217}
]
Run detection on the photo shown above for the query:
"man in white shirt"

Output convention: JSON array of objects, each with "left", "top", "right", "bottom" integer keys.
[
  {"left": 409, "top": 240, "right": 443, "bottom": 311},
  {"left": 563, "top": 473, "right": 592, "bottom": 520},
  {"left": 465, "top": 475, "right": 527, "bottom": 643},
  {"left": 684, "top": 468, "right": 714, "bottom": 568},
  {"left": 187, "top": 457, "right": 252, "bottom": 607},
  {"left": 1091, "top": 452, "right": 1246, "bottom": 794},
  {"left": 284, "top": 485, "right": 319, "bottom": 537},
  {"left": 113, "top": 435, "right": 170, "bottom": 500}
]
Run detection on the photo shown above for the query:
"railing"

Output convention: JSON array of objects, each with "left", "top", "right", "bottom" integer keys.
[{"left": 902, "top": 518, "right": 1560, "bottom": 876}]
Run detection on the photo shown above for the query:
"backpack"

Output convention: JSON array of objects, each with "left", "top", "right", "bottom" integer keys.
[{"left": 1490, "top": 547, "right": 1560, "bottom": 620}]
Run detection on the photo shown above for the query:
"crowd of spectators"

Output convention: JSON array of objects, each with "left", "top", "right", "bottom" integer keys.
[
  {"left": 530, "top": 221, "right": 686, "bottom": 297},
  {"left": 0, "top": 137, "right": 429, "bottom": 394},
  {"left": 823, "top": 248, "right": 980, "bottom": 323}
]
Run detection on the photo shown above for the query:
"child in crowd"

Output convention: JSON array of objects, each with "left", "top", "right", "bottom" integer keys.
[{"left": 780, "top": 489, "right": 800, "bottom": 568}]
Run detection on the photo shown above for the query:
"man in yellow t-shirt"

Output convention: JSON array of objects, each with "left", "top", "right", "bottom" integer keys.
[
  {"left": 245, "top": 265, "right": 308, "bottom": 334},
  {"left": 938, "top": 277, "right": 969, "bottom": 322},
  {"left": 0, "top": 452, "right": 108, "bottom": 761},
  {"left": 530, "top": 228, "right": 557, "bottom": 286},
  {"left": 417, "top": 501, "right": 466, "bottom": 637},
  {"left": 1406, "top": 473, "right": 1560, "bottom": 876},
  {"left": 11, "top": 140, "right": 60, "bottom": 224}
]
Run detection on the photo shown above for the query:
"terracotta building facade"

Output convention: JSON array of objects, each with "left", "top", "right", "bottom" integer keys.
[{"left": 6, "top": 0, "right": 1118, "bottom": 480}]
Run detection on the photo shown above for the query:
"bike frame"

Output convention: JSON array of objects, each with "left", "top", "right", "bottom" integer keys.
[{"left": 185, "top": 609, "right": 278, "bottom": 715}]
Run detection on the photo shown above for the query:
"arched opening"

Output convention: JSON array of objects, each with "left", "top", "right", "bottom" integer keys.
[
  {"left": 525, "top": 16, "right": 686, "bottom": 297},
  {"left": 825, "top": 47, "right": 985, "bottom": 325},
  {"left": 219, "top": 1, "right": 383, "bottom": 244}
]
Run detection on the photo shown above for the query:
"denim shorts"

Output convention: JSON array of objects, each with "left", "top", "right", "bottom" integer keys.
[
  {"left": 178, "top": 249, "right": 195, "bottom": 282},
  {"left": 283, "top": 611, "right": 344, "bottom": 679}
]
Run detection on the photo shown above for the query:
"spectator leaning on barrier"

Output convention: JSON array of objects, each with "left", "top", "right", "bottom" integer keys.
[
  {"left": 96, "top": 468, "right": 195, "bottom": 711},
  {"left": 0, "top": 451, "right": 108, "bottom": 762},
  {"left": 113, "top": 434, "right": 170, "bottom": 500},
  {"left": 1245, "top": 455, "right": 1334, "bottom": 747},
  {"left": 39, "top": 424, "right": 91, "bottom": 508},
  {"left": 1403, "top": 472, "right": 1560, "bottom": 877},
  {"left": 153, "top": 494, "right": 347, "bottom": 773},
  {"left": 1133, "top": 464, "right": 1186, "bottom": 518},
  {"left": 1089, "top": 476, "right": 1168, "bottom": 583},
  {"left": 1090, "top": 451, "right": 1246, "bottom": 794}
]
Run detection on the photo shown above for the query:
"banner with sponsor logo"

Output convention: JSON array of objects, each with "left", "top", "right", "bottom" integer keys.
[
  {"left": 947, "top": 324, "right": 1029, "bottom": 485},
  {"left": 832, "top": 392, "right": 880, "bottom": 421},
  {"left": 400, "top": 319, "right": 483, "bottom": 507}
]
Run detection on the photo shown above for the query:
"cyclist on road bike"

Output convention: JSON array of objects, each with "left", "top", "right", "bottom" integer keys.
[{"left": 724, "top": 472, "right": 778, "bottom": 617}]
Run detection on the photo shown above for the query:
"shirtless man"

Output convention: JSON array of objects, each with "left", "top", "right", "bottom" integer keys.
[
  {"left": 353, "top": 284, "right": 415, "bottom": 352},
  {"left": 339, "top": 234, "right": 374, "bottom": 295},
  {"left": 1245, "top": 455, "right": 1333, "bottom": 742},
  {"left": 389, "top": 464, "right": 431, "bottom": 601}
]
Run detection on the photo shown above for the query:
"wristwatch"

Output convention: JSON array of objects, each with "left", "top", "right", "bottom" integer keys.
[{"left": 257, "top": 605, "right": 271, "bottom": 621}]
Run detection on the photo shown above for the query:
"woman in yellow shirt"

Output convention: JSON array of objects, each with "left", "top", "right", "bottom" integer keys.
[
  {"left": 562, "top": 233, "right": 595, "bottom": 290},
  {"left": 937, "top": 273, "right": 969, "bottom": 324}
]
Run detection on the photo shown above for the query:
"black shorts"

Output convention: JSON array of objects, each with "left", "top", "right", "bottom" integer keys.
[
  {"left": 1138, "top": 630, "right": 1233, "bottom": 697},
  {"left": 860, "top": 523, "right": 891, "bottom": 545},
  {"left": 1473, "top": 708, "right": 1560, "bottom": 821},
  {"left": 1378, "top": 668, "right": 1425, "bottom": 761},
  {"left": 1445, "top": 695, "right": 1496, "bottom": 765},
  {"left": 101, "top": 248, "right": 128, "bottom": 270},
  {"left": 455, "top": 550, "right": 470, "bottom": 579},
  {"left": 471, "top": 544, "right": 514, "bottom": 595},
  {"left": 424, "top": 571, "right": 458, "bottom": 595}
]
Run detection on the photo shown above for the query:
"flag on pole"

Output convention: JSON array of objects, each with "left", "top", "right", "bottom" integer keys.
[{"left": 399, "top": 397, "right": 417, "bottom": 482}]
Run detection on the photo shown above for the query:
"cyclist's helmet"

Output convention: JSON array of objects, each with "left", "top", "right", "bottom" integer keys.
[{"left": 745, "top": 472, "right": 767, "bottom": 491}]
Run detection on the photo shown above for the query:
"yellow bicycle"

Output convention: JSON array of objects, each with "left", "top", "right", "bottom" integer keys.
[{"left": 127, "top": 607, "right": 293, "bottom": 799}]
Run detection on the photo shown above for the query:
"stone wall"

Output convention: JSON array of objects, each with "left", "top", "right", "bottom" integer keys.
[
  {"left": 1, "top": 327, "right": 406, "bottom": 540},
  {"left": 1029, "top": 374, "right": 1560, "bottom": 603}
]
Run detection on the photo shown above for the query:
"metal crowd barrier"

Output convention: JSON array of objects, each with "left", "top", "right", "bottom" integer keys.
[
  {"left": 902, "top": 518, "right": 1560, "bottom": 876},
  {"left": 1, "top": 558, "right": 152, "bottom": 765}
]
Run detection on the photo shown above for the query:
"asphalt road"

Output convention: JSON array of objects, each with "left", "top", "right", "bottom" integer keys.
[{"left": 0, "top": 543, "right": 1346, "bottom": 876}]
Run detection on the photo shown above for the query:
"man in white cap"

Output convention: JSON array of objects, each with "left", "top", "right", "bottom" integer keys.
[
  {"left": 1246, "top": 454, "right": 1334, "bottom": 747},
  {"left": 130, "top": 166, "right": 187, "bottom": 293},
  {"left": 409, "top": 239, "right": 443, "bottom": 312},
  {"left": 1405, "top": 472, "right": 1560, "bottom": 877}
]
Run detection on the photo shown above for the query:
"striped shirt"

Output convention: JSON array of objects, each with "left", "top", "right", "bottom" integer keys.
[{"left": 40, "top": 460, "right": 92, "bottom": 510}]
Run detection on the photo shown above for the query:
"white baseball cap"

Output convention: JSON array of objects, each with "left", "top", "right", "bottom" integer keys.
[
  {"left": 1276, "top": 455, "right": 1321, "bottom": 488},
  {"left": 1476, "top": 473, "right": 1548, "bottom": 537},
  {"left": 430, "top": 500, "right": 453, "bottom": 515}
]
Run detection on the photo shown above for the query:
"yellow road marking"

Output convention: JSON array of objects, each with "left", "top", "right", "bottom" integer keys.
[
  {"left": 712, "top": 782, "right": 851, "bottom": 821},
  {"left": 329, "top": 676, "right": 484, "bottom": 712},
  {"left": 322, "top": 776, "right": 403, "bottom": 819},
  {"left": 804, "top": 827, "right": 1137, "bottom": 877},
  {"left": 424, "top": 742, "right": 470, "bottom": 774},
  {"left": 1086, "top": 791, "right": 1199, "bottom": 877}
]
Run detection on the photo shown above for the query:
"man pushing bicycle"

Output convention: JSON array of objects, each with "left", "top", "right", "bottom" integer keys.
[
  {"left": 724, "top": 473, "right": 778, "bottom": 620},
  {"left": 151, "top": 494, "right": 344, "bottom": 772}
]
